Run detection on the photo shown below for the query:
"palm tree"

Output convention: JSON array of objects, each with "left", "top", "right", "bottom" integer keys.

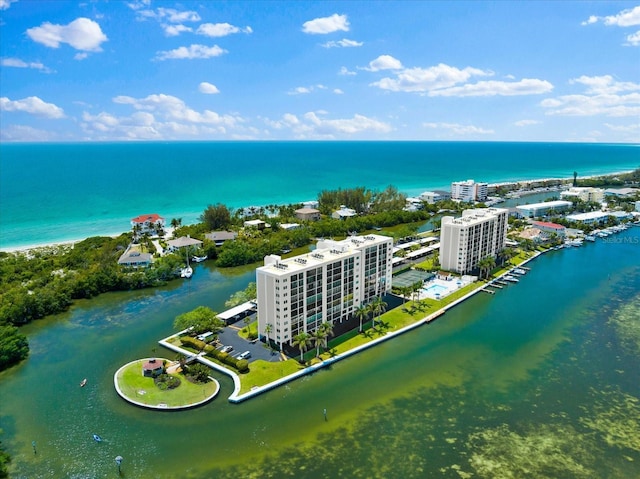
[
  {"left": 354, "top": 305, "right": 369, "bottom": 333},
  {"left": 264, "top": 322, "right": 273, "bottom": 348},
  {"left": 292, "top": 332, "right": 312, "bottom": 362},
  {"left": 319, "top": 321, "right": 334, "bottom": 351},
  {"left": 477, "top": 256, "right": 496, "bottom": 280},
  {"left": 369, "top": 296, "right": 388, "bottom": 329},
  {"left": 312, "top": 329, "right": 325, "bottom": 358}
]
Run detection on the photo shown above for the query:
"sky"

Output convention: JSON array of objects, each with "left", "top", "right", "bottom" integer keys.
[{"left": 0, "top": 0, "right": 639, "bottom": 142}]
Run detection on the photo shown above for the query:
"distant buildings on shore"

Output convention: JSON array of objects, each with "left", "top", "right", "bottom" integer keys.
[
  {"left": 439, "top": 208, "right": 508, "bottom": 274},
  {"left": 560, "top": 187, "right": 605, "bottom": 203},
  {"left": 451, "top": 179, "right": 488, "bottom": 202},
  {"left": 256, "top": 234, "right": 393, "bottom": 350}
]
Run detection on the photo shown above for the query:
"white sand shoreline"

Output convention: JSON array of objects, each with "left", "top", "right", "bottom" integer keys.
[{"left": 1, "top": 170, "right": 635, "bottom": 254}]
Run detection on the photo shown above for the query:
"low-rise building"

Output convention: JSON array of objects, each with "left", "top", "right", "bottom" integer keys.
[
  {"left": 418, "top": 191, "right": 442, "bottom": 204},
  {"left": 205, "top": 231, "right": 238, "bottom": 246},
  {"left": 565, "top": 211, "right": 631, "bottom": 225},
  {"left": 604, "top": 188, "right": 639, "bottom": 198},
  {"left": 295, "top": 207, "right": 321, "bottom": 221},
  {"left": 515, "top": 200, "right": 572, "bottom": 218},
  {"left": 560, "top": 187, "right": 605, "bottom": 203},
  {"left": 118, "top": 249, "right": 153, "bottom": 268},
  {"left": 332, "top": 206, "right": 357, "bottom": 220},
  {"left": 531, "top": 221, "right": 566, "bottom": 238},
  {"left": 244, "top": 219, "right": 267, "bottom": 229}
]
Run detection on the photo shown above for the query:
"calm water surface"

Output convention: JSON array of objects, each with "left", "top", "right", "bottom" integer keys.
[{"left": 1, "top": 230, "right": 639, "bottom": 478}]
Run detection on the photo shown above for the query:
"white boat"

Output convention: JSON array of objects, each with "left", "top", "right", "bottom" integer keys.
[
  {"left": 191, "top": 255, "right": 207, "bottom": 263},
  {"left": 181, "top": 266, "right": 193, "bottom": 278},
  {"left": 93, "top": 434, "right": 102, "bottom": 442},
  {"left": 584, "top": 235, "right": 596, "bottom": 242}
]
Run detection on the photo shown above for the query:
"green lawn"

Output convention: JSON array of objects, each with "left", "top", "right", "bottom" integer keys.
[
  {"left": 116, "top": 360, "right": 218, "bottom": 408},
  {"left": 239, "top": 358, "right": 302, "bottom": 394}
]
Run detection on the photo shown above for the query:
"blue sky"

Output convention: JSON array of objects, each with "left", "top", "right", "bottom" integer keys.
[{"left": 0, "top": 0, "right": 638, "bottom": 142}]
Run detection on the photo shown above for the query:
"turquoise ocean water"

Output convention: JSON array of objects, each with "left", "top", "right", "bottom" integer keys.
[{"left": 0, "top": 141, "right": 638, "bottom": 249}]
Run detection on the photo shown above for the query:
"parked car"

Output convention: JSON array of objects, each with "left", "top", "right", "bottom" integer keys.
[
  {"left": 237, "top": 351, "right": 251, "bottom": 360},
  {"left": 221, "top": 345, "right": 233, "bottom": 353}
]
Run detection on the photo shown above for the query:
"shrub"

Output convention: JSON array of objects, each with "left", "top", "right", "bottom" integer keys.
[
  {"left": 154, "top": 374, "right": 181, "bottom": 390},
  {"left": 236, "top": 359, "right": 249, "bottom": 373}
]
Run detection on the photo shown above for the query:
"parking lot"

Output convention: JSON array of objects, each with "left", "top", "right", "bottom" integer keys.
[{"left": 214, "top": 314, "right": 282, "bottom": 363}]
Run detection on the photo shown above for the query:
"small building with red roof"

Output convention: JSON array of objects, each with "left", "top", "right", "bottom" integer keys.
[
  {"left": 142, "top": 358, "right": 165, "bottom": 377},
  {"left": 531, "top": 220, "right": 566, "bottom": 238}
]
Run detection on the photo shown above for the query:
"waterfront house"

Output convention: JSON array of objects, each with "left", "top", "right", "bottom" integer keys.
[
  {"left": 604, "top": 187, "right": 639, "bottom": 198},
  {"left": 117, "top": 249, "right": 153, "bottom": 268},
  {"left": 205, "top": 231, "right": 238, "bottom": 246},
  {"left": 131, "top": 213, "right": 165, "bottom": 236},
  {"left": 256, "top": 234, "right": 393, "bottom": 351},
  {"left": 531, "top": 221, "right": 566, "bottom": 238},
  {"left": 418, "top": 191, "right": 442, "bottom": 204},
  {"left": 142, "top": 358, "right": 164, "bottom": 377},
  {"left": 295, "top": 207, "right": 321, "bottom": 221},
  {"left": 166, "top": 236, "right": 203, "bottom": 252}
]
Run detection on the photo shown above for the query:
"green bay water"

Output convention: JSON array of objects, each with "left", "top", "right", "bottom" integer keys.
[
  {"left": 1, "top": 141, "right": 638, "bottom": 250},
  {"left": 1, "top": 230, "right": 639, "bottom": 477}
]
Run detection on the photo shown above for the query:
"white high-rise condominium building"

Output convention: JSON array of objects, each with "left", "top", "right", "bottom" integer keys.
[
  {"left": 256, "top": 234, "right": 393, "bottom": 350},
  {"left": 451, "top": 180, "right": 489, "bottom": 202},
  {"left": 439, "top": 208, "right": 508, "bottom": 274}
]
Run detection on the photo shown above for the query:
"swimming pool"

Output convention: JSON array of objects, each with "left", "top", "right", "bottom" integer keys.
[{"left": 422, "top": 284, "right": 449, "bottom": 296}]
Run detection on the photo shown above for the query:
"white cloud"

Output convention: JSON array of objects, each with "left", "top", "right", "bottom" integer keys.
[
  {"left": 583, "top": 6, "right": 640, "bottom": 27},
  {"left": 302, "top": 13, "right": 349, "bottom": 34},
  {"left": 199, "top": 82, "right": 220, "bottom": 94},
  {"left": 134, "top": 7, "right": 200, "bottom": 23},
  {"left": 0, "top": 96, "right": 65, "bottom": 118},
  {"left": 429, "top": 78, "right": 553, "bottom": 97},
  {"left": 339, "top": 66, "right": 356, "bottom": 76},
  {"left": 625, "top": 30, "right": 640, "bottom": 46},
  {"left": 0, "top": 125, "right": 58, "bottom": 142},
  {"left": 0, "top": 0, "right": 17, "bottom": 10},
  {"left": 288, "top": 86, "right": 311, "bottom": 95},
  {"left": 364, "top": 55, "right": 403, "bottom": 72},
  {"left": 1, "top": 57, "right": 52, "bottom": 73},
  {"left": 112, "top": 93, "right": 240, "bottom": 126},
  {"left": 303, "top": 111, "right": 392, "bottom": 135},
  {"left": 605, "top": 122, "right": 640, "bottom": 132},
  {"left": 371, "top": 63, "right": 491, "bottom": 92},
  {"left": 265, "top": 111, "right": 391, "bottom": 138},
  {"left": 541, "top": 75, "right": 640, "bottom": 117},
  {"left": 74, "top": 52, "right": 88, "bottom": 61},
  {"left": 154, "top": 44, "right": 227, "bottom": 60},
  {"left": 333, "top": 88, "right": 344, "bottom": 94},
  {"left": 26, "top": 17, "right": 108, "bottom": 52},
  {"left": 423, "top": 122, "right": 494, "bottom": 135},
  {"left": 80, "top": 93, "right": 247, "bottom": 140},
  {"left": 322, "top": 38, "right": 363, "bottom": 48},
  {"left": 515, "top": 119, "right": 541, "bottom": 127},
  {"left": 196, "top": 22, "right": 252, "bottom": 37},
  {"left": 163, "top": 24, "right": 193, "bottom": 37}
]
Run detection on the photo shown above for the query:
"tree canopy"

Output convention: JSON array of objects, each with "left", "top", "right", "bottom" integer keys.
[
  {"left": 200, "top": 203, "right": 232, "bottom": 231},
  {"left": 173, "top": 306, "right": 224, "bottom": 334}
]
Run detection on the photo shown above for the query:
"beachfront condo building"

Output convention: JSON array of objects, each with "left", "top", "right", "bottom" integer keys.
[
  {"left": 451, "top": 180, "right": 489, "bottom": 202},
  {"left": 439, "top": 208, "right": 508, "bottom": 274},
  {"left": 256, "top": 234, "right": 393, "bottom": 350}
]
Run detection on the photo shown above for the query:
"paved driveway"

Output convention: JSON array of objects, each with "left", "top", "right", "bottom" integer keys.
[{"left": 216, "top": 315, "right": 282, "bottom": 363}]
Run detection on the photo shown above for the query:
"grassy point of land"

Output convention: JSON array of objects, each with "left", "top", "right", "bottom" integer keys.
[{"left": 116, "top": 359, "right": 218, "bottom": 408}]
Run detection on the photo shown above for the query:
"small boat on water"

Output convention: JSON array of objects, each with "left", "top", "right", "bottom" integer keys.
[
  {"left": 191, "top": 255, "right": 207, "bottom": 263},
  {"left": 584, "top": 235, "right": 596, "bottom": 242},
  {"left": 93, "top": 434, "right": 102, "bottom": 442},
  {"left": 180, "top": 266, "right": 193, "bottom": 278},
  {"left": 80, "top": 378, "right": 87, "bottom": 387}
]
